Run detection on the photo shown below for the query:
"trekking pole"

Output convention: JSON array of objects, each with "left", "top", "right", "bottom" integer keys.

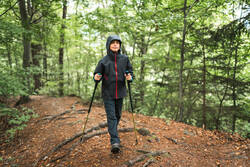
[
  {"left": 80, "top": 81, "right": 98, "bottom": 142},
  {"left": 127, "top": 80, "right": 138, "bottom": 145}
]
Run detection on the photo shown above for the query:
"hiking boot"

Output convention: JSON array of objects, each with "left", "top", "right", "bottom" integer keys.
[{"left": 111, "top": 143, "right": 120, "bottom": 154}]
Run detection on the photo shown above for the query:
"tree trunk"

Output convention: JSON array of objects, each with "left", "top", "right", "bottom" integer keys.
[
  {"left": 215, "top": 63, "right": 230, "bottom": 130},
  {"left": 85, "top": 61, "right": 89, "bottom": 95},
  {"left": 131, "top": 39, "right": 136, "bottom": 109},
  {"left": 216, "top": 101, "right": 223, "bottom": 130},
  {"left": 178, "top": 0, "right": 187, "bottom": 122},
  {"left": 43, "top": 50, "right": 48, "bottom": 82},
  {"left": 43, "top": 21, "right": 48, "bottom": 82},
  {"left": 19, "top": 0, "right": 30, "bottom": 69},
  {"left": 6, "top": 44, "right": 12, "bottom": 68},
  {"left": 202, "top": 38, "right": 207, "bottom": 129},
  {"left": 31, "top": 43, "right": 42, "bottom": 92},
  {"left": 151, "top": 75, "right": 164, "bottom": 116},
  {"left": 58, "top": 0, "right": 67, "bottom": 96},
  {"left": 140, "top": 59, "right": 145, "bottom": 105},
  {"left": 139, "top": 36, "right": 147, "bottom": 107},
  {"left": 17, "top": 0, "right": 31, "bottom": 105},
  {"left": 232, "top": 45, "right": 238, "bottom": 134},
  {"left": 77, "top": 72, "right": 81, "bottom": 96}
]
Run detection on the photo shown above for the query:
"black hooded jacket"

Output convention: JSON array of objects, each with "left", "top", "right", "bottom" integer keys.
[{"left": 94, "top": 35, "right": 133, "bottom": 100}]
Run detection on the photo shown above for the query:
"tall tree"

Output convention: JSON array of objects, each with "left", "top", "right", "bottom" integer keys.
[
  {"left": 18, "top": 0, "right": 32, "bottom": 103},
  {"left": 201, "top": 29, "right": 207, "bottom": 129},
  {"left": 58, "top": 0, "right": 67, "bottom": 96},
  {"left": 14, "top": 0, "right": 61, "bottom": 104},
  {"left": 178, "top": 0, "right": 188, "bottom": 122}
]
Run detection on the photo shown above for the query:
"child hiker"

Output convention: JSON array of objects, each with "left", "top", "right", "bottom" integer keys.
[{"left": 94, "top": 35, "right": 133, "bottom": 154}]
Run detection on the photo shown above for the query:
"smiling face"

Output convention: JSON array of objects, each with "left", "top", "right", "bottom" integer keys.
[{"left": 109, "top": 40, "right": 120, "bottom": 53}]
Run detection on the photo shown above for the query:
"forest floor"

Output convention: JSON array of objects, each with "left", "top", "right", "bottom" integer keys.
[{"left": 0, "top": 96, "right": 249, "bottom": 167}]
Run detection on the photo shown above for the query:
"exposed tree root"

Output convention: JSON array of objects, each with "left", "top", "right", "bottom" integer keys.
[
  {"left": 66, "top": 120, "right": 83, "bottom": 126},
  {"left": 56, "top": 116, "right": 76, "bottom": 120},
  {"left": 34, "top": 120, "right": 134, "bottom": 166},
  {"left": 50, "top": 154, "right": 67, "bottom": 163},
  {"left": 33, "top": 122, "right": 107, "bottom": 166},
  {"left": 39, "top": 110, "right": 87, "bottom": 123},
  {"left": 15, "top": 95, "right": 31, "bottom": 106},
  {"left": 39, "top": 101, "right": 86, "bottom": 122},
  {"left": 164, "top": 136, "right": 178, "bottom": 144},
  {"left": 142, "top": 158, "right": 155, "bottom": 167},
  {"left": 120, "top": 151, "right": 166, "bottom": 167},
  {"left": 136, "top": 150, "right": 151, "bottom": 154},
  {"left": 52, "top": 122, "right": 108, "bottom": 153},
  {"left": 49, "top": 127, "right": 134, "bottom": 163},
  {"left": 74, "top": 108, "right": 88, "bottom": 113},
  {"left": 40, "top": 110, "right": 71, "bottom": 121}
]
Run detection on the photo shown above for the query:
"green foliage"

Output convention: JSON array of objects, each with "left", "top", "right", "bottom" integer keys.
[
  {"left": 0, "top": 67, "right": 27, "bottom": 97},
  {"left": 235, "top": 119, "right": 250, "bottom": 138},
  {"left": 0, "top": 105, "right": 38, "bottom": 139},
  {"left": 38, "top": 80, "right": 59, "bottom": 96}
]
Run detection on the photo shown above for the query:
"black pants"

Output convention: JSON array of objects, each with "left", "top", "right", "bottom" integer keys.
[{"left": 103, "top": 98, "right": 123, "bottom": 145}]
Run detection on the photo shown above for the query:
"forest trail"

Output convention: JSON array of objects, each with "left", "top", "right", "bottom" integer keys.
[{"left": 0, "top": 96, "right": 249, "bottom": 167}]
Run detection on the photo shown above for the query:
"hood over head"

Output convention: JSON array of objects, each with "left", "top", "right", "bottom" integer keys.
[{"left": 106, "top": 35, "right": 122, "bottom": 54}]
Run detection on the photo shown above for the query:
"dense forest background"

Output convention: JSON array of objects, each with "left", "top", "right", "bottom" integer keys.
[{"left": 0, "top": 0, "right": 249, "bottom": 138}]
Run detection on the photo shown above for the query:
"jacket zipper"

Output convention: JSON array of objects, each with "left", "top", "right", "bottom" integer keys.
[{"left": 115, "top": 53, "right": 118, "bottom": 99}]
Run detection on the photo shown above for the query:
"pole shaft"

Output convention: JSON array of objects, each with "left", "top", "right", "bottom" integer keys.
[
  {"left": 82, "top": 82, "right": 98, "bottom": 134},
  {"left": 128, "top": 81, "right": 138, "bottom": 144}
]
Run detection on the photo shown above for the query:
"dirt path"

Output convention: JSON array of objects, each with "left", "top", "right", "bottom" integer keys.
[{"left": 0, "top": 96, "right": 249, "bottom": 167}]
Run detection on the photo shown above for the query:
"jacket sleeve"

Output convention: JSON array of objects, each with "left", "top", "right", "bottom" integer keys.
[
  {"left": 93, "top": 59, "right": 104, "bottom": 81},
  {"left": 126, "top": 57, "right": 134, "bottom": 82}
]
